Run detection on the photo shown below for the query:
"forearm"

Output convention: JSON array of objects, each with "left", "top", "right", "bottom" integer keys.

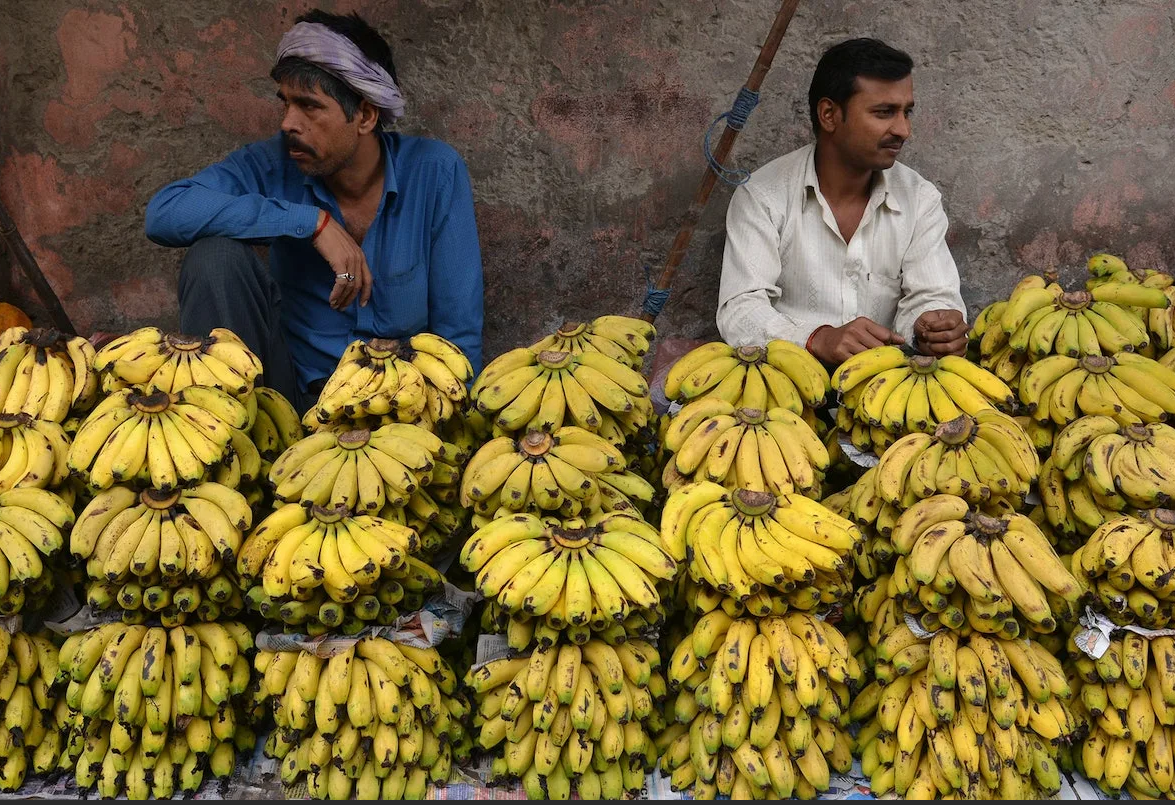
[
  {"left": 145, "top": 183, "right": 321, "bottom": 247},
  {"left": 716, "top": 290, "right": 820, "bottom": 348}
]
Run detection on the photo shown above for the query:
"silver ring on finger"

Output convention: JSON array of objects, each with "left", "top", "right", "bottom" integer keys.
[{"left": 336, "top": 273, "right": 356, "bottom": 284}]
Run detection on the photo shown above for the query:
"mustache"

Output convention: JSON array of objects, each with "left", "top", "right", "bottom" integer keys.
[
  {"left": 283, "top": 134, "right": 317, "bottom": 157},
  {"left": 880, "top": 138, "right": 904, "bottom": 148}
]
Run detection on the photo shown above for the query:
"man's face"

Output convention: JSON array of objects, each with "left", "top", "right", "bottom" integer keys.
[
  {"left": 276, "top": 79, "right": 361, "bottom": 178},
  {"left": 826, "top": 75, "right": 915, "bottom": 172}
]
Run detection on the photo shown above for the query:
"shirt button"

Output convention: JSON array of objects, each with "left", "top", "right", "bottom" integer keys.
[{"left": 296, "top": 226, "right": 305, "bottom": 235}]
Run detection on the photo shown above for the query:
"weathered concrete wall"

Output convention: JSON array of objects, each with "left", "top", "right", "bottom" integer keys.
[{"left": 2, "top": 0, "right": 1174, "bottom": 361}]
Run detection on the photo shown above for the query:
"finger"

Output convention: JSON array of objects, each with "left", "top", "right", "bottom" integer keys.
[
  {"left": 860, "top": 319, "right": 902, "bottom": 344},
  {"left": 853, "top": 328, "right": 888, "bottom": 349},
  {"left": 360, "top": 263, "right": 373, "bottom": 307},
  {"left": 920, "top": 325, "right": 969, "bottom": 344}
]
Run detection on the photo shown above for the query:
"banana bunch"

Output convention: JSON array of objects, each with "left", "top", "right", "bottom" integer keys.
[
  {"left": 850, "top": 629, "right": 1078, "bottom": 799},
  {"left": 0, "top": 487, "right": 72, "bottom": 613},
  {"left": 831, "top": 346, "right": 1016, "bottom": 455},
  {"left": 0, "top": 326, "right": 99, "bottom": 419},
  {"left": 84, "top": 572, "right": 244, "bottom": 626},
  {"left": 1070, "top": 508, "right": 1175, "bottom": 626},
  {"left": 459, "top": 511, "right": 676, "bottom": 641},
  {"left": 248, "top": 386, "right": 304, "bottom": 465},
  {"left": 1037, "top": 457, "right": 1123, "bottom": 542},
  {"left": 997, "top": 273, "right": 1166, "bottom": 356},
  {"left": 472, "top": 347, "right": 652, "bottom": 447},
  {"left": 0, "top": 413, "right": 70, "bottom": 490},
  {"left": 1067, "top": 629, "right": 1175, "bottom": 796},
  {"left": 1021, "top": 351, "right": 1175, "bottom": 427},
  {"left": 55, "top": 621, "right": 255, "bottom": 799},
  {"left": 460, "top": 427, "right": 624, "bottom": 515},
  {"left": 67, "top": 386, "right": 249, "bottom": 490},
  {"left": 72, "top": 482, "right": 249, "bottom": 577},
  {"left": 257, "top": 636, "right": 467, "bottom": 798},
  {"left": 659, "top": 613, "right": 859, "bottom": 799},
  {"left": 94, "top": 326, "right": 262, "bottom": 397},
  {"left": 873, "top": 411, "right": 1039, "bottom": 508},
  {"left": 468, "top": 638, "right": 662, "bottom": 800},
  {"left": 662, "top": 401, "right": 829, "bottom": 498},
  {"left": 1084, "top": 253, "right": 1175, "bottom": 352},
  {"left": 0, "top": 631, "right": 62, "bottom": 791},
  {"left": 663, "top": 340, "right": 830, "bottom": 412},
  {"left": 479, "top": 589, "right": 667, "bottom": 653},
  {"left": 269, "top": 422, "right": 444, "bottom": 512},
  {"left": 887, "top": 494, "right": 1082, "bottom": 634},
  {"left": 530, "top": 315, "right": 656, "bottom": 370},
  {"left": 310, "top": 334, "right": 471, "bottom": 428},
  {"left": 660, "top": 482, "right": 861, "bottom": 606},
  {"left": 237, "top": 502, "right": 445, "bottom": 634},
  {"left": 1048, "top": 415, "right": 1175, "bottom": 510}
]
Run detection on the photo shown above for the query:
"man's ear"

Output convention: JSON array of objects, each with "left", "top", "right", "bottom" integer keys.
[
  {"left": 816, "top": 98, "right": 842, "bottom": 134},
  {"left": 357, "top": 99, "right": 381, "bottom": 134}
]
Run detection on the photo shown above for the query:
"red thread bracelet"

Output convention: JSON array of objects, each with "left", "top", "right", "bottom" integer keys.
[
  {"left": 805, "top": 325, "right": 830, "bottom": 354},
  {"left": 311, "top": 211, "right": 331, "bottom": 241}
]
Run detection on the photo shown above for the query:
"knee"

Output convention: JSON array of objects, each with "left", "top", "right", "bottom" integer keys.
[{"left": 179, "top": 238, "right": 260, "bottom": 292}]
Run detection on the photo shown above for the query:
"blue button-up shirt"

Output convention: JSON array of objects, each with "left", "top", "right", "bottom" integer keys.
[{"left": 145, "top": 131, "right": 484, "bottom": 391}]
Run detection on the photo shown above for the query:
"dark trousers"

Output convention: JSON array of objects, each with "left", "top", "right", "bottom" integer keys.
[{"left": 177, "top": 237, "right": 315, "bottom": 413}]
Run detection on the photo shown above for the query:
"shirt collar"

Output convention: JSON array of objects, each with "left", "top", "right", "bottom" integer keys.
[
  {"left": 802, "top": 143, "right": 903, "bottom": 213},
  {"left": 302, "top": 131, "right": 399, "bottom": 202}
]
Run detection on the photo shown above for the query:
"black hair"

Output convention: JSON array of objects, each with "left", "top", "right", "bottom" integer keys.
[
  {"left": 270, "top": 9, "right": 398, "bottom": 121},
  {"left": 807, "top": 38, "right": 913, "bottom": 133}
]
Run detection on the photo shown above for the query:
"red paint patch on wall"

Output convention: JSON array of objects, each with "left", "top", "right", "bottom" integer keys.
[
  {"left": 42, "top": 8, "right": 138, "bottom": 148},
  {"left": 1125, "top": 242, "right": 1168, "bottom": 272},
  {"left": 530, "top": 79, "right": 709, "bottom": 173},
  {"left": 1019, "top": 229, "right": 1083, "bottom": 271}
]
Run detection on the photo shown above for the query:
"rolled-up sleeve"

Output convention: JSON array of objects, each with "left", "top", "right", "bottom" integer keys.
[
  {"left": 716, "top": 184, "right": 814, "bottom": 347},
  {"left": 144, "top": 146, "right": 321, "bottom": 247},
  {"left": 892, "top": 184, "right": 966, "bottom": 344}
]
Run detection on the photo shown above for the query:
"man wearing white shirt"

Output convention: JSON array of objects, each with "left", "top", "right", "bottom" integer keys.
[{"left": 716, "top": 38, "right": 967, "bottom": 365}]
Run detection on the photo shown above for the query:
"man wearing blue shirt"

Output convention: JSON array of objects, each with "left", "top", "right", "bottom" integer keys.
[{"left": 145, "top": 9, "right": 484, "bottom": 411}]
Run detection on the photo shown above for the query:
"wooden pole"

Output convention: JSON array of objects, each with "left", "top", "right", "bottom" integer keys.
[
  {"left": 642, "top": 0, "right": 802, "bottom": 323},
  {"left": 0, "top": 201, "right": 75, "bottom": 334}
]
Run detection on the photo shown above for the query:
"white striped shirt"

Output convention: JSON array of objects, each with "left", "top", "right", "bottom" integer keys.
[{"left": 716, "top": 143, "right": 965, "bottom": 350}]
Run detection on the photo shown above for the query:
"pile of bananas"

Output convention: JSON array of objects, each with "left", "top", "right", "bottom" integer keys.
[
  {"left": 660, "top": 482, "right": 860, "bottom": 609},
  {"left": 308, "top": 334, "right": 472, "bottom": 429},
  {"left": 269, "top": 423, "right": 443, "bottom": 511},
  {"left": 530, "top": 315, "right": 655, "bottom": 370},
  {"left": 0, "top": 327, "right": 99, "bottom": 419},
  {"left": 0, "top": 487, "right": 72, "bottom": 614},
  {"left": 93, "top": 326, "right": 262, "bottom": 396},
  {"left": 469, "top": 638, "right": 663, "bottom": 799},
  {"left": 257, "top": 636, "right": 468, "bottom": 798},
  {"left": 851, "top": 629, "right": 1079, "bottom": 798},
  {"left": 1085, "top": 253, "right": 1175, "bottom": 352},
  {"left": 657, "top": 613, "right": 859, "bottom": 799},
  {"left": 55, "top": 621, "right": 255, "bottom": 798},
  {"left": 460, "top": 511, "right": 675, "bottom": 644},
  {"left": 1053, "top": 416, "right": 1175, "bottom": 508},
  {"left": 884, "top": 494, "right": 1082, "bottom": 635},
  {"left": 248, "top": 386, "right": 304, "bottom": 468},
  {"left": 0, "top": 630, "right": 63, "bottom": 791},
  {"left": 460, "top": 427, "right": 626, "bottom": 515},
  {"left": 873, "top": 411, "right": 1039, "bottom": 508},
  {"left": 237, "top": 502, "right": 443, "bottom": 634},
  {"left": 661, "top": 401, "right": 829, "bottom": 498},
  {"left": 1069, "top": 631, "right": 1175, "bottom": 796},
  {"left": 472, "top": 347, "right": 653, "bottom": 447},
  {"left": 831, "top": 347, "right": 1015, "bottom": 455},
  {"left": 967, "top": 298, "right": 1029, "bottom": 386},
  {"left": 1020, "top": 351, "right": 1175, "bottom": 427},
  {"left": 0, "top": 413, "right": 70, "bottom": 491},
  {"left": 662, "top": 340, "right": 829, "bottom": 413},
  {"left": 67, "top": 386, "right": 249, "bottom": 490},
  {"left": 1071, "top": 509, "right": 1175, "bottom": 627},
  {"left": 69, "top": 483, "right": 251, "bottom": 624}
]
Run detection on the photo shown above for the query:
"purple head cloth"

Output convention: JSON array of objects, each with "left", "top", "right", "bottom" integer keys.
[{"left": 276, "top": 21, "right": 405, "bottom": 129}]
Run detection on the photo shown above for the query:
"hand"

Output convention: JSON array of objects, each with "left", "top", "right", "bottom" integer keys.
[
  {"left": 807, "top": 317, "right": 905, "bottom": 364},
  {"left": 311, "top": 210, "right": 373, "bottom": 310},
  {"left": 914, "top": 309, "right": 969, "bottom": 357}
]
